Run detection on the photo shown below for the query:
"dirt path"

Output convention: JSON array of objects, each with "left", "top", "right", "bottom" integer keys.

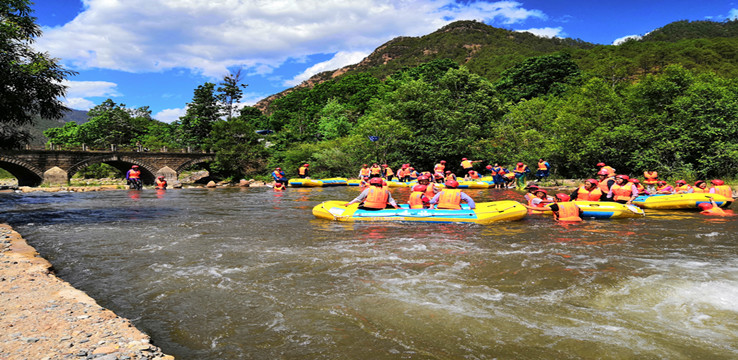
[{"left": 0, "top": 224, "right": 174, "bottom": 360}]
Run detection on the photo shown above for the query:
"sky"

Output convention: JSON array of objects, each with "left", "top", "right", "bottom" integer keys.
[{"left": 29, "top": 0, "right": 738, "bottom": 122}]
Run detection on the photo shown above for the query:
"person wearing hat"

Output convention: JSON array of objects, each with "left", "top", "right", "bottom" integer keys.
[
  {"left": 126, "top": 165, "right": 142, "bottom": 190},
  {"left": 597, "top": 162, "right": 616, "bottom": 176},
  {"left": 607, "top": 175, "right": 639, "bottom": 204},
  {"left": 630, "top": 178, "right": 647, "bottom": 195},
  {"left": 358, "top": 164, "right": 371, "bottom": 180},
  {"left": 571, "top": 179, "right": 603, "bottom": 201},
  {"left": 490, "top": 163, "right": 505, "bottom": 188},
  {"left": 464, "top": 169, "right": 481, "bottom": 181},
  {"left": 345, "top": 177, "right": 399, "bottom": 210},
  {"left": 444, "top": 171, "right": 457, "bottom": 182},
  {"left": 272, "top": 167, "right": 288, "bottom": 186},
  {"left": 369, "top": 163, "right": 382, "bottom": 178},
  {"left": 155, "top": 176, "right": 167, "bottom": 190},
  {"left": 434, "top": 160, "right": 447, "bottom": 179},
  {"left": 460, "top": 157, "right": 482, "bottom": 174},
  {"left": 655, "top": 180, "right": 674, "bottom": 194},
  {"left": 674, "top": 180, "right": 693, "bottom": 194},
  {"left": 298, "top": 163, "right": 310, "bottom": 178},
  {"left": 408, "top": 184, "right": 431, "bottom": 209},
  {"left": 693, "top": 180, "right": 709, "bottom": 193},
  {"left": 522, "top": 188, "right": 554, "bottom": 214},
  {"left": 381, "top": 164, "right": 395, "bottom": 181},
  {"left": 549, "top": 193, "right": 583, "bottom": 222},
  {"left": 430, "top": 179, "right": 476, "bottom": 209},
  {"left": 698, "top": 199, "right": 730, "bottom": 216},
  {"left": 513, "top": 162, "right": 530, "bottom": 188},
  {"left": 596, "top": 170, "right": 615, "bottom": 193},
  {"left": 709, "top": 179, "right": 734, "bottom": 200},
  {"left": 418, "top": 175, "right": 439, "bottom": 198},
  {"left": 535, "top": 158, "right": 550, "bottom": 182}
]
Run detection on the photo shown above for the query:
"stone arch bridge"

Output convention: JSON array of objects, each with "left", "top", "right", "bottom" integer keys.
[{"left": 0, "top": 150, "right": 215, "bottom": 186}]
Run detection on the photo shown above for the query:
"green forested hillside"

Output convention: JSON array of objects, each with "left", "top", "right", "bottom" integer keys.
[{"left": 28, "top": 109, "right": 89, "bottom": 146}]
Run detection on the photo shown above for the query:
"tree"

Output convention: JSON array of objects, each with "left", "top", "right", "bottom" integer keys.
[
  {"left": 494, "top": 53, "right": 580, "bottom": 102},
  {"left": 1, "top": 0, "right": 76, "bottom": 148},
  {"left": 177, "top": 82, "right": 220, "bottom": 148},
  {"left": 217, "top": 68, "right": 247, "bottom": 121},
  {"left": 207, "top": 114, "right": 267, "bottom": 178}
]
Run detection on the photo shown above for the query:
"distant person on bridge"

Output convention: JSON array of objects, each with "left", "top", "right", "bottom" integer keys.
[{"left": 126, "top": 165, "right": 142, "bottom": 190}]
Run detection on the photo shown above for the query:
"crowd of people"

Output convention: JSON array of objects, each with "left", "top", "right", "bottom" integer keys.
[{"left": 269, "top": 160, "right": 733, "bottom": 219}]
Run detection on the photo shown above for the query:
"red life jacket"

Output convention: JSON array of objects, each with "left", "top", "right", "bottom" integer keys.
[
  {"left": 437, "top": 189, "right": 461, "bottom": 210},
  {"left": 128, "top": 170, "right": 141, "bottom": 179},
  {"left": 556, "top": 202, "right": 582, "bottom": 222},
  {"left": 514, "top": 164, "right": 527, "bottom": 173},
  {"left": 155, "top": 179, "right": 167, "bottom": 189},
  {"left": 363, "top": 187, "right": 389, "bottom": 209}
]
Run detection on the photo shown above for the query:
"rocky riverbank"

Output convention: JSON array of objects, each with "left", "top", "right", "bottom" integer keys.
[{"left": 0, "top": 224, "right": 174, "bottom": 360}]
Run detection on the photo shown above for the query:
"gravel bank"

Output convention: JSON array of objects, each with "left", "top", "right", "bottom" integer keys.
[{"left": 0, "top": 224, "right": 174, "bottom": 360}]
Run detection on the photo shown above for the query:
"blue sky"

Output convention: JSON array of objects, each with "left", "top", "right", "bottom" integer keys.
[{"left": 31, "top": 0, "right": 738, "bottom": 122}]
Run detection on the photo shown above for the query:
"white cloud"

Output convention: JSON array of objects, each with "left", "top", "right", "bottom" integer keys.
[
  {"left": 284, "top": 51, "right": 369, "bottom": 86},
  {"left": 63, "top": 97, "right": 97, "bottom": 110},
  {"left": 729, "top": 8, "right": 738, "bottom": 20},
  {"left": 154, "top": 108, "right": 186, "bottom": 123},
  {"left": 59, "top": 80, "right": 120, "bottom": 110},
  {"left": 36, "top": 0, "right": 549, "bottom": 78},
  {"left": 613, "top": 34, "right": 642, "bottom": 45},
  {"left": 515, "top": 27, "right": 564, "bottom": 38}
]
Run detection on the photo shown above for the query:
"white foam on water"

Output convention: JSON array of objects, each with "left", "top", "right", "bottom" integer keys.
[{"left": 697, "top": 231, "right": 722, "bottom": 238}]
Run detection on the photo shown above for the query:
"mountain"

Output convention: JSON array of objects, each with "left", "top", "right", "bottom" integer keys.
[
  {"left": 27, "top": 109, "right": 89, "bottom": 146},
  {"left": 257, "top": 19, "right": 738, "bottom": 111}
]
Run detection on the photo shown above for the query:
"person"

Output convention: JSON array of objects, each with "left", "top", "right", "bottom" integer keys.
[
  {"left": 693, "top": 180, "right": 709, "bottom": 193},
  {"left": 417, "top": 175, "right": 439, "bottom": 199},
  {"left": 298, "top": 163, "right": 310, "bottom": 178},
  {"left": 513, "top": 162, "right": 530, "bottom": 188},
  {"left": 674, "top": 180, "right": 693, "bottom": 194},
  {"left": 126, "top": 165, "right": 142, "bottom": 190},
  {"left": 444, "top": 171, "right": 456, "bottom": 182},
  {"left": 698, "top": 200, "right": 730, "bottom": 216},
  {"left": 549, "top": 193, "right": 583, "bottom": 222},
  {"left": 272, "top": 167, "right": 288, "bottom": 186},
  {"left": 464, "top": 169, "right": 481, "bottom": 181},
  {"left": 274, "top": 182, "right": 286, "bottom": 191},
  {"left": 523, "top": 184, "right": 539, "bottom": 204},
  {"left": 596, "top": 170, "right": 615, "bottom": 193},
  {"left": 382, "top": 164, "right": 395, "bottom": 181},
  {"left": 433, "top": 172, "right": 444, "bottom": 184},
  {"left": 358, "top": 164, "right": 370, "bottom": 180},
  {"left": 709, "top": 179, "right": 734, "bottom": 200},
  {"left": 597, "top": 162, "right": 616, "bottom": 176},
  {"left": 408, "top": 184, "right": 431, "bottom": 209},
  {"left": 535, "top": 158, "right": 550, "bottom": 182},
  {"left": 484, "top": 164, "right": 494, "bottom": 176},
  {"left": 503, "top": 169, "right": 516, "bottom": 188},
  {"left": 643, "top": 170, "right": 659, "bottom": 193},
  {"left": 523, "top": 188, "right": 554, "bottom": 214},
  {"left": 155, "top": 176, "right": 167, "bottom": 190},
  {"left": 430, "top": 179, "right": 476, "bottom": 209},
  {"left": 345, "top": 177, "right": 399, "bottom": 210},
  {"left": 571, "top": 179, "right": 603, "bottom": 201},
  {"left": 434, "top": 160, "right": 446, "bottom": 179},
  {"left": 655, "top": 180, "right": 674, "bottom": 194},
  {"left": 630, "top": 178, "right": 647, "bottom": 195},
  {"left": 460, "top": 158, "right": 482, "bottom": 174},
  {"left": 369, "top": 163, "right": 382, "bottom": 178},
  {"left": 607, "top": 175, "right": 639, "bottom": 204},
  {"left": 396, "top": 165, "right": 409, "bottom": 182},
  {"left": 491, "top": 163, "right": 505, "bottom": 188},
  {"left": 407, "top": 167, "right": 419, "bottom": 181}
]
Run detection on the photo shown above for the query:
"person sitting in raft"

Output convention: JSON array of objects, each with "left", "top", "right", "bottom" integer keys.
[
  {"left": 408, "top": 167, "right": 419, "bottom": 180},
  {"left": 571, "top": 179, "right": 603, "bottom": 201},
  {"left": 655, "top": 180, "right": 674, "bottom": 194},
  {"left": 549, "top": 193, "right": 583, "bottom": 222},
  {"left": 408, "top": 184, "right": 431, "bottom": 209},
  {"left": 674, "top": 180, "right": 693, "bottom": 194},
  {"left": 693, "top": 180, "right": 709, "bottom": 193},
  {"left": 345, "top": 177, "right": 399, "bottom": 210},
  {"left": 464, "top": 169, "right": 481, "bottom": 181},
  {"left": 535, "top": 158, "right": 550, "bottom": 182},
  {"left": 460, "top": 157, "right": 482, "bottom": 174},
  {"left": 513, "top": 162, "right": 530, "bottom": 188},
  {"left": 417, "top": 175, "right": 439, "bottom": 198},
  {"left": 709, "top": 179, "right": 734, "bottom": 200},
  {"left": 630, "top": 178, "right": 647, "bottom": 195},
  {"left": 155, "top": 176, "right": 167, "bottom": 190},
  {"left": 596, "top": 170, "right": 615, "bottom": 193},
  {"left": 522, "top": 188, "right": 554, "bottom": 213},
  {"left": 444, "top": 171, "right": 457, "bottom": 182},
  {"left": 272, "top": 167, "right": 288, "bottom": 186},
  {"left": 274, "top": 182, "right": 286, "bottom": 191},
  {"left": 358, "top": 164, "right": 371, "bottom": 180},
  {"left": 433, "top": 172, "right": 445, "bottom": 184},
  {"left": 597, "top": 162, "right": 616, "bottom": 176},
  {"left": 607, "top": 175, "right": 639, "bottom": 204},
  {"left": 434, "top": 160, "right": 446, "bottom": 178},
  {"left": 382, "top": 164, "right": 394, "bottom": 181},
  {"left": 298, "top": 163, "right": 310, "bottom": 178},
  {"left": 698, "top": 200, "right": 731, "bottom": 216},
  {"left": 430, "top": 179, "right": 476, "bottom": 210}
]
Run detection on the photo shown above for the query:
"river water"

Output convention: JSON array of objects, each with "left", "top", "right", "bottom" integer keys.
[{"left": 1, "top": 187, "right": 736, "bottom": 359}]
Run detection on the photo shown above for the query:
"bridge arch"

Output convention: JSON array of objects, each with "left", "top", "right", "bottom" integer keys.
[
  {"left": 68, "top": 155, "right": 158, "bottom": 185},
  {"left": 0, "top": 155, "right": 45, "bottom": 186},
  {"left": 175, "top": 156, "right": 215, "bottom": 174}
]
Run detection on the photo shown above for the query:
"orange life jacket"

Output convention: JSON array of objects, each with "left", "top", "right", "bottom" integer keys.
[
  {"left": 359, "top": 168, "right": 370, "bottom": 177},
  {"left": 434, "top": 164, "right": 445, "bottom": 173},
  {"left": 363, "top": 187, "right": 389, "bottom": 209},
  {"left": 702, "top": 206, "right": 727, "bottom": 216},
  {"left": 461, "top": 160, "right": 472, "bottom": 169},
  {"left": 538, "top": 161, "right": 548, "bottom": 170},
  {"left": 408, "top": 192, "right": 426, "bottom": 209},
  {"left": 610, "top": 183, "right": 634, "bottom": 201},
  {"left": 424, "top": 183, "right": 436, "bottom": 198},
  {"left": 693, "top": 186, "right": 709, "bottom": 193},
  {"left": 437, "top": 189, "right": 461, "bottom": 210},
  {"left": 675, "top": 184, "right": 692, "bottom": 193},
  {"left": 155, "top": 179, "right": 167, "bottom": 189},
  {"left": 384, "top": 167, "right": 394, "bottom": 177},
  {"left": 128, "top": 169, "right": 141, "bottom": 179},
  {"left": 274, "top": 183, "right": 285, "bottom": 191},
  {"left": 468, "top": 170, "right": 480, "bottom": 179},
  {"left": 298, "top": 166, "right": 308, "bottom": 175},
  {"left": 445, "top": 173, "right": 456, "bottom": 182},
  {"left": 556, "top": 202, "right": 582, "bottom": 222},
  {"left": 272, "top": 170, "right": 283, "bottom": 179},
  {"left": 635, "top": 183, "right": 646, "bottom": 194},
  {"left": 598, "top": 177, "right": 614, "bottom": 193},
  {"left": 576, "top": 185, "right": 602, "bottom": 201},
  {"left": 712, "top": 185, "right": 734, "bottom": 200},
  {"left": 370, "top": 166, "right": 381, "bottom": 175},
  {"left": 514, "top": 164, "right": 527, "bottom": 173},
  {"left": 643, "top": 171, "right": 658, "bottom": 184},
  {"left": 601, "top": 166, "right": 616, "bottom": 176}
]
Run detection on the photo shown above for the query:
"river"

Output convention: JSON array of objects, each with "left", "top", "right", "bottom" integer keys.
[{"left": 1, "top": 187, "right": 736, "bottom": 359}]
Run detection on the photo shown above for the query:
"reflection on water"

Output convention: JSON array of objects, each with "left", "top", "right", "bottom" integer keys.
[{"left": 1, "top": 187, "right": 737, "bottom": 359}]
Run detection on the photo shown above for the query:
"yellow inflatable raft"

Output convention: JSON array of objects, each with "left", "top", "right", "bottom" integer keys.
[
  {"left": 632, "top": 193, "right": 732, "bottom": 210},
  {"left": 312, "top": 200, "right": 527, "bottom": 224},
  {"left": 288, "top": 178, "right": 347, "bottom": 187}
]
